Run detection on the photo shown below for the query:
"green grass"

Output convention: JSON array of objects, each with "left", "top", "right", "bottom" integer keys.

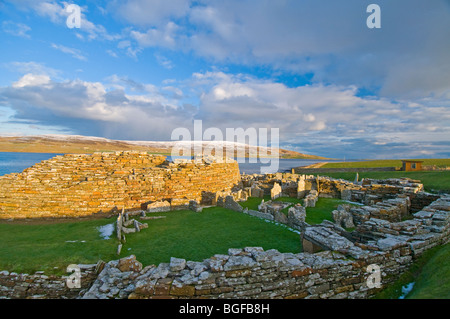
[
  {"left": 323, "top": 159, "right": 450, "bottom": 169},
  {"left": 274, "top": 197, "right": 304, "bottom": 215},
  {"left": 407, "top": 243, "right": 450, "bottom": 299},
  {"left": 321, "top": 171, "right": 450, "bottom": 193},
  {"left": 0, "top": 218, "right": 118, "bottom": 274},
  {"left": 373, "top": 243, "right": 450, "bottom": 299},
  {"left": 0, "top": 207, "right": 301, "bottom": 274},
  {"left": 124, "top": 207, "right": 301, "bottom": 266},
  {"left": 305, "top": 198, "right": 351, "bottom": 226},
  {"left": 239, "top": 196, "right": 270, "bottom": 211}
]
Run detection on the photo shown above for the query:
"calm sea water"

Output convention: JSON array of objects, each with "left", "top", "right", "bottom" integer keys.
[
  {"left": 0, "top": 152, "right": 329, "bottom": 176},
  {"left": 0, "top": 152, "right": 64, "bottom": 176}
]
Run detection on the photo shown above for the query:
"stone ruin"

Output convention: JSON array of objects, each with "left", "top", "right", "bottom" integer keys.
[
  {"left": 304, "top": 190, "right": 319, "bottom": 208},
  {"left": 1, "top": 159, "right": 449, "bottom": 299},
  {"left": 332, "top": 204, "right": 355, "bottom": 229},
  {"left": 46, "top": 185, "right": 448, "bottom": 300},
  {"left": 0, "top": 151, "right": 241, "bottom": 219}
]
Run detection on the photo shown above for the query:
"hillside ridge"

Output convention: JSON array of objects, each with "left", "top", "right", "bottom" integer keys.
[{"left": 0, "top": 134, "right": 328, "bottom": 159}]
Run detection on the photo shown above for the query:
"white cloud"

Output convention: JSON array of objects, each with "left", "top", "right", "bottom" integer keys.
[
  {"left": 155, "top": 54, "right": 174, "bottom": 69},
  {"left": 2, "top": 21, "right": 31, "bottom": 38},
  {"left": 0, "top": 69, "right": 449, "bottom": 158},
  {"left": 78, "top": 13, "right": 121, "bottom": 41},
  {"left": 32, "top": 0, "right": 65, "bottom": 23},
  {"left": 130, "top": 21, "right": 179, "bottom": 49},
  {"left": 113, "top": 0, "right": 191, "bottom": 26},
  {"left": 51, "top": 43, "right": 87, "bottom": 61},
  {"left": 0, "top": 72, "right": 195, "bottom": 140},
  {"left": 106, "top": 50, "right": 118, "bottom": 58},
  {"left": 189, "top": 71, "right": 450, "bottom": 158},
  {"left": 7, "top": 0, "right": 120, "bottom": 42},
  {"left": 6, "top": 62, "right": 60, "bottom": 78},
  {"left": 112, "top": 0, "right": 450, "bottom": 101},
  {"left": 12, "top": 73, "right": 51, "bottom": 88}
]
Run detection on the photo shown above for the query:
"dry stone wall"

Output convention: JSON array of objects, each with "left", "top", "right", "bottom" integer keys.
[
  {"left": 79, "top": 243, "right": 415, "bottom": 299},
  {"left": 0, "top": 264, "right": 99, "bottom": 299},
  {"left": 0, "top": 151, "right": 241, "bottom": 219}
]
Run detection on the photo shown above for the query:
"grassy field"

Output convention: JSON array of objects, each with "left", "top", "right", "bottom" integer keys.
[
  {"left": 0, "top": 207, "right": 301, "bottom": 274},
  {"left": 322, "top": 171, "right": 450, "bottom": 193},
  {"left": 323, "top": 159, "right": 450, "bottom": 169},
  {"left": 0, "top": 218, "right": 118, "bottom": 274},
  {"left": 373, "top": 243, "right": 450, "bottom": 299}
]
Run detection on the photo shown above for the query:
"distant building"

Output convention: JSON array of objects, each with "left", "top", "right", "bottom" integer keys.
[{"left": 401, "top": 160, "right": 423, "bottom": 171}]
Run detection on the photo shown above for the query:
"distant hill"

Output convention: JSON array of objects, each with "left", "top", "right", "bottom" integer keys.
[{"left": 0, "top": 134, "right": 328, "bottom": 160}]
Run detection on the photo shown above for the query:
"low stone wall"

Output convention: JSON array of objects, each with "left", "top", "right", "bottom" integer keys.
[
  {"left": 0, "top": 151, "right": 241, "bottom": 219},
  {"left": 349, "top": 196, "right": 411, "bottom": 224},
  {"left": 0, "top": 264, "right": 99, "bottom": 299},
  {"left": 79, "top": 245, "right": 412, "bottom": 300},
  {"left": 422, "top": 165, "right": 450, "bottom": 171}
]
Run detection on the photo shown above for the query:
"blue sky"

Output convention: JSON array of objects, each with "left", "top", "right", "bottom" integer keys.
[{"left": 0, "top": 0, "right": 449, "bottom": 159}]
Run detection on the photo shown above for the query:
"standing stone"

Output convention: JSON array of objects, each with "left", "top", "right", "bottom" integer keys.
[
  {"left": 271, "top": 183, "right": 282, "bottom": 200},
  {"left": 297, "top": 176, "right": 306, "bottom": 199},
  {"left": 224, "top": 196, "right": 243, "bottom": 212},
  {"left": 116, "top": 210, "right": 123, "bottom": 241},
  {"left": 134, "top": 219, "right": 141, "bottom": 232},
  {"left": 287, "top": 204, "right": 307, "bottom": 230}
]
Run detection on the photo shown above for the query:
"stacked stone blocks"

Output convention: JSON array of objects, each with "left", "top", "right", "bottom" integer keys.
[{"left": 0, "top": 151, "right": 241, "bottom": 219}]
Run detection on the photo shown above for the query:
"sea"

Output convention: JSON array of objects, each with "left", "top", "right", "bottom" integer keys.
[
  {"left": 0, "top": 152, "right": 64, "bottom": 176},
  {"left": 0, "top": 152, "right": 331, "bottom": 176}
]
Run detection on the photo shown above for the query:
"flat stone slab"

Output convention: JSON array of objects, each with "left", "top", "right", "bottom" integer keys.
[
  {"left": 303, "top": 226, "right": 355, "bottom": 252},
  {"left": 169, "top": 257, "right": 186, "bottom": 272},
  {"left": 377, "top": 235, "right": 408, "bottom": 251},
  {"left": 413, "top": 211, "right": 434, "bottom": 219}
]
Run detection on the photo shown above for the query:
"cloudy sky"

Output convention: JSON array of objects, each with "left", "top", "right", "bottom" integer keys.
[{"left": 0, "top": 0, "right": 449, "bottom": 159}]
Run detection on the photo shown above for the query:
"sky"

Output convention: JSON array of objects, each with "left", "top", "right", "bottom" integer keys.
[{"left": 0, "top": 0, "right": 449, "bottom": 159}]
